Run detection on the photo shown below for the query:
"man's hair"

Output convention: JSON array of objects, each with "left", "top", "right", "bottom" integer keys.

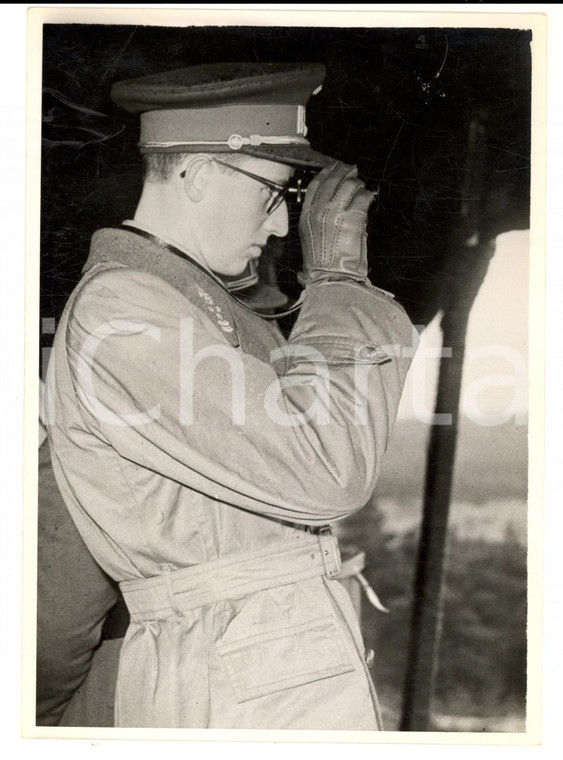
[{"left": 143, "top": 152, "right": 246, "bottom": 183}]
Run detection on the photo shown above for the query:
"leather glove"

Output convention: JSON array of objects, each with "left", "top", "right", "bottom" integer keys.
[{"left": 298, "top": 162, "right": 376, "bottom": 286}]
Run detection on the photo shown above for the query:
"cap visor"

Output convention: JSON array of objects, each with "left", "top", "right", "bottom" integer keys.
[{"left": 240, "top": 143, "right": 335, "bottom": 169}]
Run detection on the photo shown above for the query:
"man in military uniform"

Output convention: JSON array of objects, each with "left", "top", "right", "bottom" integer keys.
[{"left": 43, "top": 62, "right": 414, "bottom": 730}]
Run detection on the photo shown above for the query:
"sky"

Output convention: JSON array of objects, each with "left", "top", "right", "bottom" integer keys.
[{"left": 397, "top": 229, "right": 531, "bottom": 425}]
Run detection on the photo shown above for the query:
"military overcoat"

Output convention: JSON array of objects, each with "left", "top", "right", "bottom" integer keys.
[{"left": 46, "top": 226, "right": 414, "bottom": 730}]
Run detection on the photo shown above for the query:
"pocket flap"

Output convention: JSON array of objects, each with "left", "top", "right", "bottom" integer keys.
[{"left": 217, "top": 616, "right": 355, "bottom": 703}]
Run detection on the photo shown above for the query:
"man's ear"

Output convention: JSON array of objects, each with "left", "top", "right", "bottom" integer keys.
[{"left": 180, "top": 155, "right": 213, "bottom": 203}]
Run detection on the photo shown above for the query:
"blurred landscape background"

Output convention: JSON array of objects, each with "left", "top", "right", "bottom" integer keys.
[{"left": 339, "top": 415, "right": 527, "bottom": 732}]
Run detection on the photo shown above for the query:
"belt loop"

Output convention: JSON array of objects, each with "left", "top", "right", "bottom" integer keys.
[
  {"left": 319, "top": 526, "right": 342, "bottom": 579},
  {"left": 161, "top": 563, "right": 184, "bottom": 617}
]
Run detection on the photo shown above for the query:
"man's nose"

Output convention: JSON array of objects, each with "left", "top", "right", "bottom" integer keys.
[{"left": 264, "top": 202, "right": 289, "bottom": 238}]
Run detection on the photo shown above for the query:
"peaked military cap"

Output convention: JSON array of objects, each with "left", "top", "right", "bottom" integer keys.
[{"left": 111, "top": 62, "right": 334, "bottom": 169}]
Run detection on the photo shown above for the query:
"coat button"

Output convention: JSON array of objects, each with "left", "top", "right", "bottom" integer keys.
[
  {"left": 365, "top": 648, "right": 375, "bottom": 668},
  {"left": 359, "top": 346, "right": 378, "bottom": 360}
]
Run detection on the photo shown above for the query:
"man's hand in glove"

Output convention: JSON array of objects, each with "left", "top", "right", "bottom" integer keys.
[{"left": 298, "top": 162, "right": 377, "bottom": 286}]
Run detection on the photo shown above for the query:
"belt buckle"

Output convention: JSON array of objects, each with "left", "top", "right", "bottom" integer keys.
[{"left": 319, "top": 526, "right": 342, "bottom": 579}]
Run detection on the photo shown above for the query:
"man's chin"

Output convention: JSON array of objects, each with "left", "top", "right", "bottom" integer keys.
[
  {"left": 213, "top": 249, "right": 262, "bottom": 280},
  {"left": 217, "top": 258, "right": 259, "bottom": 287}
]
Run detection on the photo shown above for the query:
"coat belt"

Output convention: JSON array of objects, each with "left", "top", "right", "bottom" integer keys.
[{"left": 119, "top": 527, "right": 342, "bottom": 622}]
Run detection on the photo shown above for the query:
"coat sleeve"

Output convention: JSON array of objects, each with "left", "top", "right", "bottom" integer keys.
[{"left": 62, "top": 268, "right": 416, "bottom": 525}]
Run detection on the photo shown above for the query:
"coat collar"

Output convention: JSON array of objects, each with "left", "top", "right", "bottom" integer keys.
[{"left": 84, "top": 226, "right": 242, "bottom": 348}]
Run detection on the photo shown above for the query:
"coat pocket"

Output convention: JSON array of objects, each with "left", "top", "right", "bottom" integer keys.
[{"left": 216, "top": 616, "right": 355, "bottom": 703}]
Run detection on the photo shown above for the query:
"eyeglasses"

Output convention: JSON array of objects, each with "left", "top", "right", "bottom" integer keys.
[
  {"left": 180, "top": 159, "right": 312, "bottom": 214},
  {"left": 214, "top": 157, "right": 306, "bottom": 215},
  {"left": 179, "top": 158, "right": 307, "bottom": 215}
]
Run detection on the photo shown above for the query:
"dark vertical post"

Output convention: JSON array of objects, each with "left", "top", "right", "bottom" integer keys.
[{"left": 400, "top": 117, "right": 495, "bottom": 731}]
